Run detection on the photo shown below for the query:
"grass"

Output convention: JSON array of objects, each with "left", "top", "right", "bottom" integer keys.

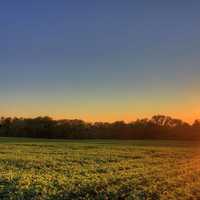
[{"left": 0, "top": 138, "right": 200, "bottom": 199}]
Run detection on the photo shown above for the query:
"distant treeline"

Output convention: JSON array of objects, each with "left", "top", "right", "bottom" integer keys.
[{"left": 0, "top": 115, "right": 200, "bottom": 140}]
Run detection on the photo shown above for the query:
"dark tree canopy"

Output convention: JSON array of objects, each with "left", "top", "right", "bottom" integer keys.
[{"left": 0, "top": 115, "right": 199, "bottom": 140}]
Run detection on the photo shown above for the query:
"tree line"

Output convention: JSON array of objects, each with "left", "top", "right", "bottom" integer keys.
[{"left": 0, "top": 115, "right": 200, "bottom": 140}]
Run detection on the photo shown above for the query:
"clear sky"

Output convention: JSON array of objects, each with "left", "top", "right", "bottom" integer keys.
[{"left": 0, "top": 1, "right": 200, "bottom": 122}]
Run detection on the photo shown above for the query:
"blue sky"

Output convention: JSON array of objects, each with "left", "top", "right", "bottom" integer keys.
[{"left": 0, "top": 1, "right": 200, "bottom": 122}]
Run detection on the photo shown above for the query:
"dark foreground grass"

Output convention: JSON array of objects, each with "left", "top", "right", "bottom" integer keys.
[{"left": 0, "top": 137, "right": 200, "bottom": 199}]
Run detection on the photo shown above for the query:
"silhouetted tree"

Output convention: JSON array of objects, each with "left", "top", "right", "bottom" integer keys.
[{"left": 0, "top": 115, "right": 199, "bottom": 140}]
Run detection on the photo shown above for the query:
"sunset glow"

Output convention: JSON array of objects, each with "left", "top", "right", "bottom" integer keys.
[{"left": 0, "top": 1, "right": 199, "bottom": 123}]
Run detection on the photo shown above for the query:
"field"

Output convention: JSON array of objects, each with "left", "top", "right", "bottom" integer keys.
[{"left": 0, "top": 138, "right": 200, "bottom": 199}]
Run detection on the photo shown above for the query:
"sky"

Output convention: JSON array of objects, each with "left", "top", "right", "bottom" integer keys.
[{"left": 0, "top": 1, "right": 200, "bottom": 123}]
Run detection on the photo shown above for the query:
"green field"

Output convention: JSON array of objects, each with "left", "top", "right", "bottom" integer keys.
[{"left": 0, "top": 138, "right": 200, "bottom": 199}]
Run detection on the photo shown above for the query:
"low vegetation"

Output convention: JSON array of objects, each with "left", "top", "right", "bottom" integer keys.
[{"left": 0, "top": 138, "right": 200, "bottom": 199}]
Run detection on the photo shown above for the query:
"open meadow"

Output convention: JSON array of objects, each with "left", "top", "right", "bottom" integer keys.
[{"left": 0, "top": 138, "right": 200, "bottom": 199}]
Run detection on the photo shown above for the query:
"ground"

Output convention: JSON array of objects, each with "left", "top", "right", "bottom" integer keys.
[{"left": 0, "top": 138, "right": 200, "bottom": 199}]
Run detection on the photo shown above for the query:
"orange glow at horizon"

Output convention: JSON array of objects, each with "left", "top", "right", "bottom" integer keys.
[{"left": 8, "top": 111, "right": 197, "bottom": 124}]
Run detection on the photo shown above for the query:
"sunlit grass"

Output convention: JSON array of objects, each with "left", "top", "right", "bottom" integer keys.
[{"left": 0, "top": 137, "right": 200, "bottom": 199}]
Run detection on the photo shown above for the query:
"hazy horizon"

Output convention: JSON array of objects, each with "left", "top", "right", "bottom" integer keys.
[
  {"left": 0, "top": 1, "right": 200, "bottom": 123},
  {"left": 0, "top": 114, "right": 198, "bottom": 125}
]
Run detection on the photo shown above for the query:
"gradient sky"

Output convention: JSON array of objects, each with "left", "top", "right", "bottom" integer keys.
[{"left": 0, "top": 1, "right": 200, "bottom": 122}]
